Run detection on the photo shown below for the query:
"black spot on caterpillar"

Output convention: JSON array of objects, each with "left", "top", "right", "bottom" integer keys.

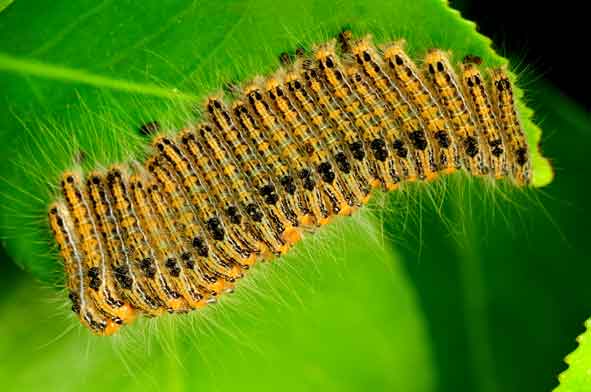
[{"left": 48, "top": 30, "right": 532, "bottom": 335}]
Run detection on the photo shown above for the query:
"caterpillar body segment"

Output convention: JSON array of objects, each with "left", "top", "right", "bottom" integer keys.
[
  {"left": 489, "top": 68, "right": 531, "bottom": 185},
  {"left": 423, "top": 49, "right": 489, "bottom": 176},
  {"left": 313, "top": 40, "right": 401, "bottom": 191},
  {"left": 382, "top": 40, "right": 461, "bottom": 177},
  {"left": 49, "top": 203, "right": 124, "bottom": 335},
  {"left": 104, "top": 168, "right": 168, "bottom": 316},
  {"left": 258, "top": 74, "right": 349, "bottom": 222},
  {"left": 127, "top": 172, "right": 212, "bottom": 309},
  {"left": 460, "top": 62, "right": 509, "bottom": 179},
  {"left": 264, "top": 72, "right": 357, "bottom": 219},
  {"left": 206, "top": 98, "right": 299, "bottom": 253},
  {"left": 283, "top": 62, "right": 371, "bottom": 206},
  {"left": 348, "top": 36, "right": 431, "bottom": 181}
]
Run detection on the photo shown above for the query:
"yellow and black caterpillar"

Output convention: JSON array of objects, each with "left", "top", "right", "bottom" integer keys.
[{"left": 48, "top": 32, "right": 531, "bottom": 335}]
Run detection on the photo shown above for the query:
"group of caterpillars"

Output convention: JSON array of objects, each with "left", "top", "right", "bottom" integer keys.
[{"left": 48, "top": 31, "right": 531, "bottom": 335}]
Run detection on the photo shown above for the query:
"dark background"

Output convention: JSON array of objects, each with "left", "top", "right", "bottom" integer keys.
[{"left": 454, "top": 1, "right": 588, "bottom": 109}]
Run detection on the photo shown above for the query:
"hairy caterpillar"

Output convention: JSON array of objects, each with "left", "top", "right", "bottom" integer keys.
[{"left": 48, "top": 31, "right": 533, "bottom": 335}]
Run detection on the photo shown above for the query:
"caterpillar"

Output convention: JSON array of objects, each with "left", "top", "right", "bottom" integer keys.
[{"left": 48, "top": 31, "right": 532, "bottom": 335}]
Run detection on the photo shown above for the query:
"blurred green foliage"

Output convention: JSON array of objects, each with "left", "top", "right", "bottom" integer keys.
[
  {"left": 0, "top": 220, "right": 437, "bottom": 391},
  {"left": 0, "top": 0, "right": 587, "bottom": 391},
  {"left": 387, "top": 81, "right": 591, "bottom": 391}
]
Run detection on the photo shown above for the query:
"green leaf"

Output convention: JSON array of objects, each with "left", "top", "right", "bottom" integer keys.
[
  {"left": 556, "top": 319, "right": 591, "bottom": 392},
  {"left": 0, "top": 219, "right": 436, "bottom": 392},
  {"left": 0, "top": 0, "right": 551, "bottom": 282},
  {"left": 0, "top": 0, "right": 13, "bottom": 14}
]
